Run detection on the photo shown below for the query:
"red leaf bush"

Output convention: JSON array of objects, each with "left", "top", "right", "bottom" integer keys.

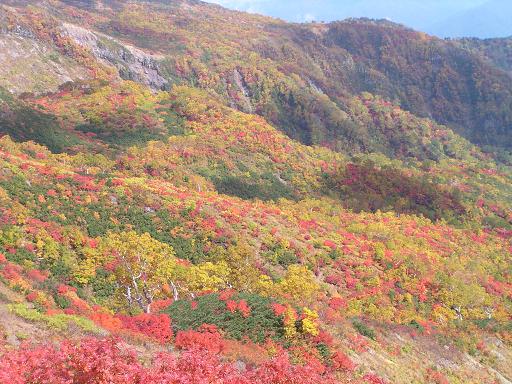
[
  {"left": 174, "top": 324, "right": 225, "bottom": 353},
  {"left": 0, "top": 337, "right": 343, "bottom": 384},
  {"left": 117, "top": 313, "right": 173, "bottom": 344}
]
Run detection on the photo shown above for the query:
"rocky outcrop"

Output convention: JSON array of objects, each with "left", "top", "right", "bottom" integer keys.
[
  {"left": 232, "top": 68, "right": 253, "bottom": 113},
  {"left": 63, "top": 23, "right": 169, "bottom": 90},
  {"left": 0, "top": 33, "right": 88, "bottom": 94}
]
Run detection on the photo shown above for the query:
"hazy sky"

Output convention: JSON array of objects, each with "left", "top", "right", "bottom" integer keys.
[{"left": 205, "top": 0, "right": 511, "bottom": 38}]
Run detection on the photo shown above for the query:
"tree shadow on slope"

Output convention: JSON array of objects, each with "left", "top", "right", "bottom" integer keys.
[
  {"left": 325, "top": 160, "right": 467, "bottom": 223},
  {"left": 212, "top": 175, "right": 297, "bottom": 202},
  {"left": 0, "top": 88, "right": 82, "bottom": 153}
]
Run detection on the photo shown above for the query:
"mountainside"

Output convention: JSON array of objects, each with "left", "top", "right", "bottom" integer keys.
[
  {"left": 2, "top": 0, "right": 512, "bottom": 151},
  {"left": 0, "top": 1, "right": 511, "bottom": 384},
  {"left": 456, "top": 36, "right": 512, "bottom": 76}
]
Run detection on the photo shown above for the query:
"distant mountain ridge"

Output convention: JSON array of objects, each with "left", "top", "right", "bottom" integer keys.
[
  {"left": 427, "top": 0, "right": 512, "bottom": 38},
  {"left": 209, "top": 0, "right": 512, "bottom": 38}
]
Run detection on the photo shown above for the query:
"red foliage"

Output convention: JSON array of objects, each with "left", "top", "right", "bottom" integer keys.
[
  {"left": 25, "top": 243, "right": 36, "bottom": 252},
  {"left": 57, "top": 284, "right": 76, "bottom": 295},
  {"left": 27, "top": 269, "right": 48, "bottom": 283},
  {"left": 1, "top": 262, "right": 22, "bottom": 280},
  {"left": 150, "top": 299, "right": 173, "bottom": 313},
  {"left": 289, "top": 348, "right": 326, "bottom": 375},
  {"left": 147, "top": 348, "right": 249, "bottom": 384},
  {"left": 89, "top": 311, "right": 123, "bottom": 331},
  {"left": 331, "top": 351, "right": 356, "bottom": 372},
  {"left": 425, "top": 369, "right": 449, "bottom": 384},
  {"left": 174, "top": 324, "right": 224, "bottom": 353},
  {"left": 117, "top": 313, "right": 173, "bottom": 344},
  {"left": 247, "top": 352, "right": 339, "bottom": 384},
  {"left": 237, "top": 300, "right": 251, "bottom": 318},
  {"left": 364, "top": 373, "right": 388, "bottom": 384},
  {"left": 0, "top": 338, "right": 144, "bottom": 384},
  {"left": 313, "top": 330, "right": 334, "bottom": 346},
  {"left": 219, "top": 289, "right": 235, "bottom": 301},
  {"left": 226, "top": 299, "right": 250, "bottom": 318},
  {"left": 323, "top": 240, "right": 337, "bottom": 250},
  {"left": 476, "top": 340, "right": 487, "bottom": 353},
  {"left": 26, "top": 292, "right": 39, "bottom": 302},
  {"left": 485, "top": 277, "right": 510, "bottom": 297},
  {"left": 328, "top": 297, "right": 347, "bottom": 310},
  {"left": 88, "top": 238, "right": 99, "bottom": 248},
  {"left": 68, "top": 295, "right": 91, "bottom": 313},
  {"left": 226, "top": 299, "right": 238, "bottom": 313},
  {"left": 348, "top": 334, "right": 369, "bottom": 353},
  {"left": 325, "top": 275, "right": 343, "bottom": 286},
  {"left": 271, "top": 303, "right": 287, "bottom": 317}
]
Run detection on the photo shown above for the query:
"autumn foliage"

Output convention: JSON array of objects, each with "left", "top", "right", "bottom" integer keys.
[
  {"left": 0, "top": 337, "right": 343, "bottom": 384},
  {"left": 0, "top": 1, "right": 511, "bottom": 383}
]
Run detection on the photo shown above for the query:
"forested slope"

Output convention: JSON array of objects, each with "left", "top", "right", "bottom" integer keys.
[{"left": 0, "top": 1, "right": 511, "bottom": 383}]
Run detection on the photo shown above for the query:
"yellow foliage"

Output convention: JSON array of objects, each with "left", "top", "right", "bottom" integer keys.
[
  {"left": 346, "top": 299, "right": 363, "bottom": 317},
  {"left": 278, "top": 265, "right": 319, "bottom": 302},
  {"left": 301, "top": 307, "right": 319, "bottom": 337},
  {"left": 187, "top": 261, "right": 230, "bottom": 292},
  {"left": 254, "top": 274, "right": 275, "bottom": 296},
  {"left": 283, "top": 305, "right": 297, "bottom": 339},
  {"left": 73, "top": 247, "right": 101, "bottom": 284},
  {"left": 35, "top": 231, "right": 60, "bottom": 260},
  {"left": 99, "top": 231, "right": 177, "bottom": 313},
  {"left": 211, "top": 243, "right": 261, "bottom": 291},
  {"left": 432, "top": 305, "right": 457, "bottom": 324}
]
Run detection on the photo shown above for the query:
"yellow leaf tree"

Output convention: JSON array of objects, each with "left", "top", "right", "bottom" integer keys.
[
  {"left": 100, "top": 231, "right": 176, "bottom": 313},
  {"left": 301, "top": 307, "right": 320, "bottom": 337},
  {"left": 279, "top": 265, "right": 319, "bottom": 302}
]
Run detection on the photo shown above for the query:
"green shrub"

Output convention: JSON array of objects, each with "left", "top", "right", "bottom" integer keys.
[
  {"left": 326, "top": 161, "right": 466, "bottom": 223},
  {"left": 212, "top": 175, "right": 296, "bottom": 201},
  {"left": 264, "top": 243, "right": 298, "bottom": 267},
  {"left": 6, "top": 248, "right": 36, "bottom": 264},
  {"left": 165, "top": 292, "right": 284, "bottom": 343},
  {"left": 46, "top": 314, "right": 99, "bottom": 333},
  {"left": 0, "top": 292, "right": 9, "bottom": 302},
  {"left": 352, "top": 319, "right": 376, "bottom": 340},
  {"left": 91, "top": 268, "right": 116, "bottom": 302},
  {"left": 54, "top": 294, "right": 71, "bottom": 309},
  {"left": 409, "top": 320, "right": 425, "bottom": 333},
  {"left": 316, "top": 343, "right": 332, "bottom": 363}
]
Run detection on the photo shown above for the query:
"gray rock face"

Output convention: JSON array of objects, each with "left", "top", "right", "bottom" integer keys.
[
  {"left": 0, "top": 33, "right": 89, "bottom": 94},
  {"left": 233, "top": 68, "right": 253, "bottom": 113},
  {"left": 63, "top": 23, "right": 169, "bottom": 90},
  {"left": 233, "top": 360, "right": 246, "bottom": 372}
]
